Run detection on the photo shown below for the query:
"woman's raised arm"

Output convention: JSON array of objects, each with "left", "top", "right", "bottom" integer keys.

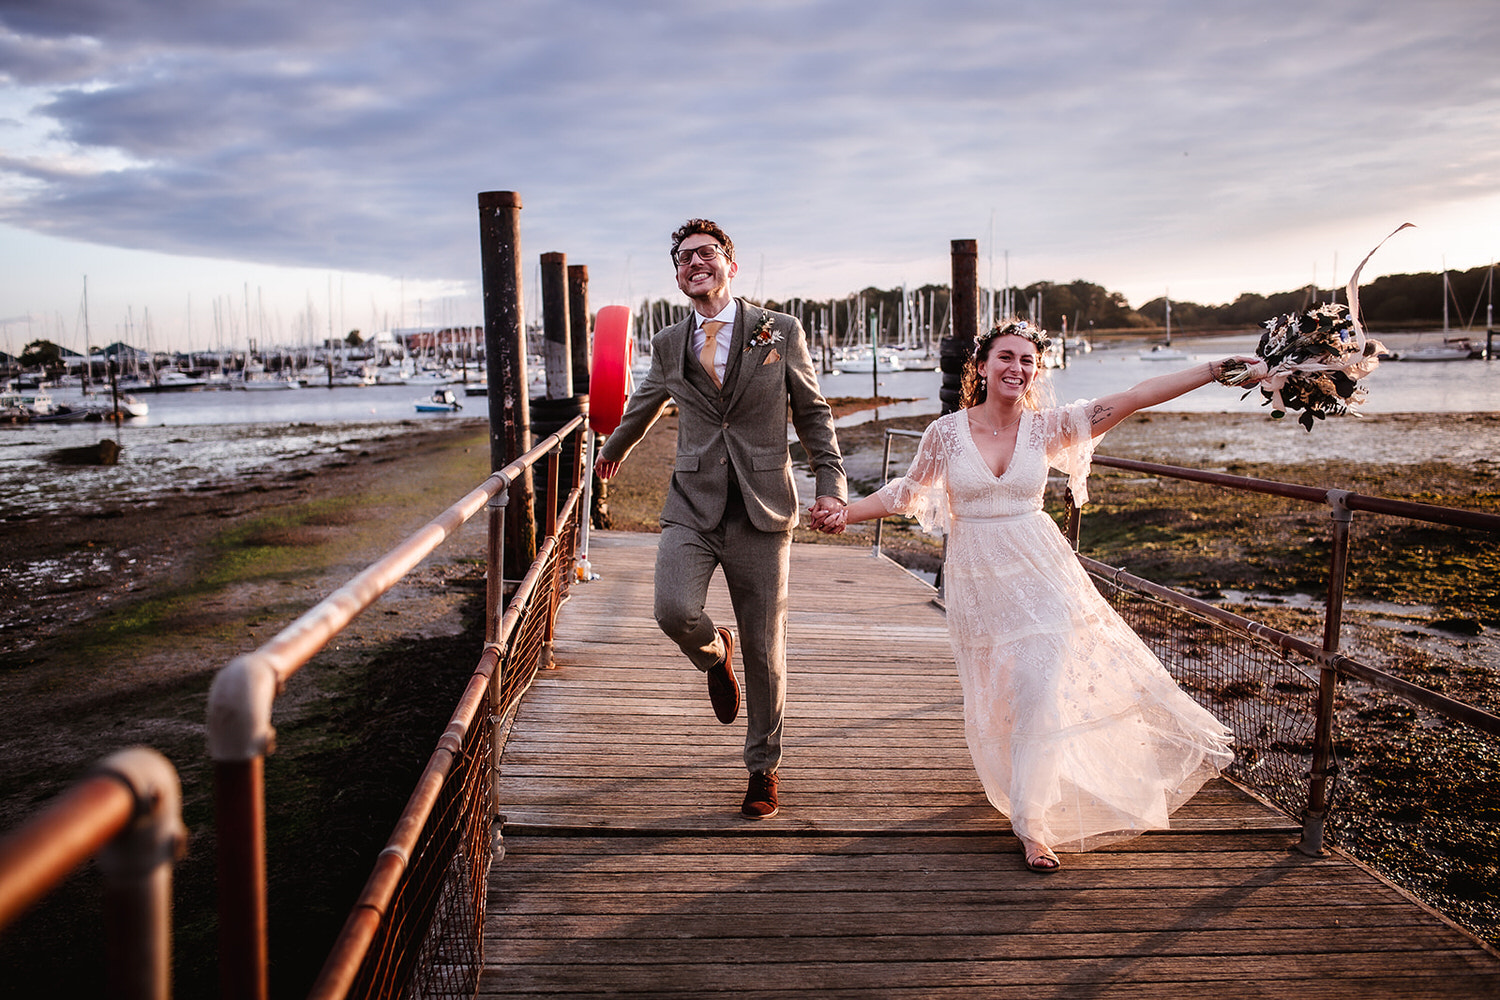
[{"left": 1081, "top": 358, "right": 1251, "bottom": 436}]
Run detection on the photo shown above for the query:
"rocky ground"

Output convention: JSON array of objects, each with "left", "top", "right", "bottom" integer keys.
[{"left": 1, "top": 402, "right": 1496, "bottom": 996}]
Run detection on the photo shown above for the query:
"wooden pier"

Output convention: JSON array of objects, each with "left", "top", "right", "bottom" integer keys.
[{"left": 481, "top": 531, "right": 1500, "bottom": 997}]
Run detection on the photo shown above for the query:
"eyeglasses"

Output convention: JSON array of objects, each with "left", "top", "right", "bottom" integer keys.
[{"left": 672, "top": 244, "right": 729, "bottom": 266}]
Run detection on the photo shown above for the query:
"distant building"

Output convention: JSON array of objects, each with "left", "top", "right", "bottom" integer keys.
[{"left": 95, "top": 341, "right": 153, "bottom": 366}]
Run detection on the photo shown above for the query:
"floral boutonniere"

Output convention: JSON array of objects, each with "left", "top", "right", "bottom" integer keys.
[{"left": 743, "top": 313, "right": 783, "bottom": 353}]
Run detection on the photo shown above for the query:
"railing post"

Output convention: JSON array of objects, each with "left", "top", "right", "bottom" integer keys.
[
  {"left": 872, "top": 431, "right": 897, "bottom": 558},
  {"left": 578, "top": 429, "right": 597, "bottom": 581},
  {"left": 1064, "top": 487, "right": 1082, "bottom": 550},
  {"left": 486, "top": 484, "right": 509, "bottom": 822},
  {"left": 214, "top": 757, "right": 268, "bottom": 1000},
  {"left": 95, "top": 749, "right": 188, "bottom": 1000},
  {"left": 544, "top": 443, "right": 561, "bottom": 541},
  {"left": 1300, "top": 489, "right": 1353, "bottom": 856},
  {"left": 207, "top": 655, "right": 280, "bottom": 1000},
  {"left": 540, "top": 445, "right": 562, "bottom": 669},
  {"left": 486, "top": 486, "right": 508, "bottom": 645}
]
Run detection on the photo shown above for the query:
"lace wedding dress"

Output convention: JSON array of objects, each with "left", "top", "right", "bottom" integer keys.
[{"left": 876, "top": 403, "right": 1234, "bottom": 851}]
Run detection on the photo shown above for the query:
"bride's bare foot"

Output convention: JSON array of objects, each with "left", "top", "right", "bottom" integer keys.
[{"left": 1022, "top": 840, "right": 1061, "bottom": 873}]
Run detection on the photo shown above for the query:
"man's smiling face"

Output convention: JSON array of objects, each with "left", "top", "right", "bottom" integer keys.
[{"left": 674, "top": 234, "right": 737, "bottom": 305}]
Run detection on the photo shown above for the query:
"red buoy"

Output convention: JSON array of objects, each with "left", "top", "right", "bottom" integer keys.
[{"left": 589, "top": 305, "right": 633, "bottom": 434}]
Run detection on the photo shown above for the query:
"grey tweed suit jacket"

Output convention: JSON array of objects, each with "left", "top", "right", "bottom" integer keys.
[{"left": 598, "top": 298, "right": 846, "bottom": 533}]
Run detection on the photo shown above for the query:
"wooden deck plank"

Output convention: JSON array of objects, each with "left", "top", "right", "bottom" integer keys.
[{"left": 481, "top": 530, "right": 1500, "bottom": 998}]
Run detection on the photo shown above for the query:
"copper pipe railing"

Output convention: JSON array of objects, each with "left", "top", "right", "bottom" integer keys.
[
  {"left": 875, "top": 428, "right": 1500, "bottom": 855},
  {"left": 205, "top": 414, "right": 585, "bottom": 1000},
  {"left": 309, "top": 477, "right": 584, "bottom": 999},
  {"left": 871, "top": 428, "right": 924, "bottom": 560},
  {"left": 1077, "top": 452, "right": 1500, "bottom": 854},
  {"left": 0, "top": 748, "right": 187, "bottom": 1000}
]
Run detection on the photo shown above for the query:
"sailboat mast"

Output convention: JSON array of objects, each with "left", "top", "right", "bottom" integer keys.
[{"left": 82, "top": 275, "right": 91, "bottom": 387}]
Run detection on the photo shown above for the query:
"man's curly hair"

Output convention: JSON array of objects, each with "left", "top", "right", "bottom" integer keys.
[
  {"left": 960, "top": 320, "right": 1053, "bottom": 409},
  {"left": 670, "top": 219, "right": 735, "bottom": 263}
]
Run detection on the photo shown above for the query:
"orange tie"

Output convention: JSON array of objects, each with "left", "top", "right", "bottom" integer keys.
[{"left": 699, "top": 320, "right": 726, "bottom": 387}]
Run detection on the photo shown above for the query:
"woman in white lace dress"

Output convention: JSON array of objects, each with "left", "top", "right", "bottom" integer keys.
[{"left": 816, "top": 321, "right": 1261, "bottom": 872}]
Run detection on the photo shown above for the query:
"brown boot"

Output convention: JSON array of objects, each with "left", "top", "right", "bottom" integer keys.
[
  {"left": 705, "top": 626, "right": 739, "bottom": 724},
  {"left": 741, "top": 770, "right": 779, "bottom": 820}
]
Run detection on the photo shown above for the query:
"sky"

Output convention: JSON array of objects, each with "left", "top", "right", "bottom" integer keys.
[{"left": 2, "top": 0, "right": 1498, "bottom": 355}]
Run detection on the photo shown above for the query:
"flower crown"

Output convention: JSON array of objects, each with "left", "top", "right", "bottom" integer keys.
[{"left": 976, "top": 319, "right": 1050, "bottom": 355}]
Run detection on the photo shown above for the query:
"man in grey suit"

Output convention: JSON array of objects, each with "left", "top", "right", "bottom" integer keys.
[{"left": 595, "top": 219, "right": 847, "bottom": 819}]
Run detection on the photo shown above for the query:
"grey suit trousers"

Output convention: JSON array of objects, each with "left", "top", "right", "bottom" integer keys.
[{"left": 654, "top": 487, "right": 790, "bottom": 775}]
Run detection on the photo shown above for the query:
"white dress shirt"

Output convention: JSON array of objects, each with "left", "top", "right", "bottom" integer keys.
[{"left": 691, "top": 300, "right": 738, "bottom": 385}]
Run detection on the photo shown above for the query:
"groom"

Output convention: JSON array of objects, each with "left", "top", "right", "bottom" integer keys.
[{"left": 594, "top": 219, "right": 847, "bottom": 819}]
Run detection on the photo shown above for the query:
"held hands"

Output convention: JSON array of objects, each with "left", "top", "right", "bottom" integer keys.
[{"left": 807, "top": 496, "right": 848, "bottom": 535}]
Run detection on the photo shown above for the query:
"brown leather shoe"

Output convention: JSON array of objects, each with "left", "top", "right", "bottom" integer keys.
[
  {"left": 741, "top": 770, "right": 779, "bottom": 819},
  {"left": 705, "top": 626, "right": 739, "bottom": 724}
]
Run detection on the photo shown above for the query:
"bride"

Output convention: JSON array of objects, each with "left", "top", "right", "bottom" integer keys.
[{"left": 813, "top": 320, "right": 1262, "bottom": 872}]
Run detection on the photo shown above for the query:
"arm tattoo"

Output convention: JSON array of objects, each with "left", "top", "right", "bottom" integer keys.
[{"left": 1088, "top": 403, "right": 1114, "bottom": 428}]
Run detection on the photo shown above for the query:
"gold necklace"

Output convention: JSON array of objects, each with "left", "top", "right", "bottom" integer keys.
[{"left": 970, "top": 410, "right": 1022, "bottom": 437}]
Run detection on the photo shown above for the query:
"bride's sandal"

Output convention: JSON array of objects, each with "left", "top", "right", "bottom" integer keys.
[{"left": 1023, "top": 844, "right": 1061, "bottom": 873}]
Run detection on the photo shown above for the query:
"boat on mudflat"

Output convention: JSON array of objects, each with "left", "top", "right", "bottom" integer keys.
[
  {"left": 30, "top": 403, "right": 92, "bottom": 423},
  {"left": 414, "top": 388, "right": 463, "bottom": 412}
]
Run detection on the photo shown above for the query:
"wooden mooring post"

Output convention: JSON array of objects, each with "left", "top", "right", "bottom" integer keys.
[
  {"left": 941, "top": 238, "right": 978, "bottom": 414},
  {"left": 478, "top": 191, "right": 536, "bottom": 577}
]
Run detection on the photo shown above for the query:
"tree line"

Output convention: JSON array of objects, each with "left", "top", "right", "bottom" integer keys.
[{"left": 636, "top": 263, "right": 1494, "bottom": 341}]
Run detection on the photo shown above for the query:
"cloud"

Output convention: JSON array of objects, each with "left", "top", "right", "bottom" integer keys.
[{"left": 1, "top": 0, "right": 1498, "bottom": 323}]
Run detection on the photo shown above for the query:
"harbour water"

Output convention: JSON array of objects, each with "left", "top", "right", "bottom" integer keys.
[
  {"left": 825, "top": 333, "right": 1500, "bottom": 422},
  {"left": 4, "top": 334, "right": 1498, "bottom": 519}
]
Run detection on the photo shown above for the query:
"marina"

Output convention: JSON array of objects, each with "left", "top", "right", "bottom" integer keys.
[
  {"left": 3, "top": 210, "right": 1498, "bottom": 994},
  {"left": 5, "top": 332, "right": 1498, "bottom": 521}
]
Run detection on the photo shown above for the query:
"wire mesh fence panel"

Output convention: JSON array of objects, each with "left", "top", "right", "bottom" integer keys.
[
  {"left": 1091, "top": 568, "right": 1500, "bottom": 947},
  {"left": 344, "top": 691, "right": 494, "bottom": 1000},
  {"left": 1090, "top": 571, "right": 1318, "bottom": 820},
  {"left": 331, "top": 483, "right": 585, "bottom": 999},
  {"left": 1321, "top": 677, "right": 1500, "bottom": 947}
]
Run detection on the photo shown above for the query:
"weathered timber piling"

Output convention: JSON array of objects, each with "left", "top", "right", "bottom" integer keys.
[
  {"left": 477, "top": 190, "right": 536, "bottom": 573},
  {"left": 568, "top": 264, "right": 591, "bottom": 395},
  {"left": 540, "top": 252, "right": 572, "bottom": 400},
  {"left": 941, "top": 238, "right": 979, "bottom": 414}
]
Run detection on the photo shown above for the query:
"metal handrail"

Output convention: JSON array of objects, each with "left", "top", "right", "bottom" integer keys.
[
  {"left": 0, "top": 748, "right": 186, "bottom": 1000},
  {"left": 869, "top": 427, "right": 1500, "bottom": 854},
  {"left": 1089, "top": 454, "right": 1500, "bottom": 532},
  {"left": 307, "top": 482, "right": 585, "bottom": 999},
  {"left": 1075, "top": 554, "right": 1500, "bottom": 739},
  {"left": 871, "top": 427, "right": 925, "bottom": 559},
  {"left": 1074, "top": 450, "right": 1500, "bottom": 854},
  {"left": 205, "top": 414, "right": 586, "bottom": 1000}
]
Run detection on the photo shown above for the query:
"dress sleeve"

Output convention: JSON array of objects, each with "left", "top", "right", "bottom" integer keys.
[
  {"left": 1044, "top": 400, "right": 1105, "bottom": 507},
  {"left": 874, "top": 418, "right": 951, "bottom": 535}
]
